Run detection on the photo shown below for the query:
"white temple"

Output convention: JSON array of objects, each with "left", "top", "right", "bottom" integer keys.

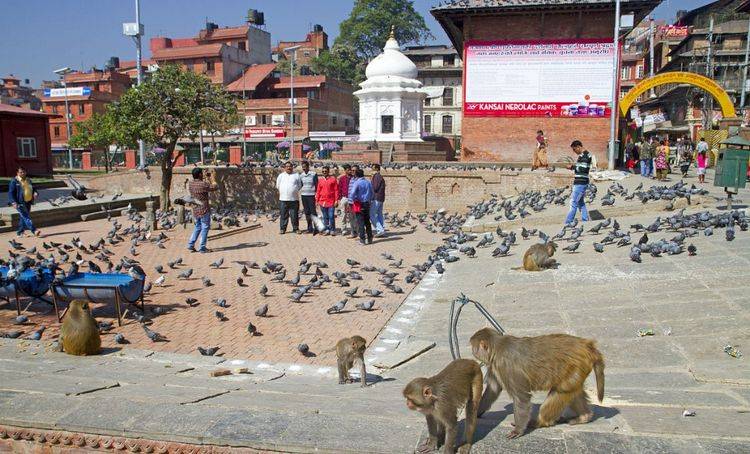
[{"left": 355, "top": 29, "right": 426, "bottom": 143}]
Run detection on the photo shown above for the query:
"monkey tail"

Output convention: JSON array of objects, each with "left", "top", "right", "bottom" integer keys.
[{"left": 589, "top": 343, "right": 605, "bottom": 402}]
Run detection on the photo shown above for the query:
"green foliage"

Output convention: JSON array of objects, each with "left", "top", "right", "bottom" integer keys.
[
  {"left": 311, "top": 0, "right": 433, "bottom": 85},
  {"left": 275, "top": 58, "right": 302, "bottom": 76},
  {"left": 69, "top": 108, "right": 131, "bottom": 151}
]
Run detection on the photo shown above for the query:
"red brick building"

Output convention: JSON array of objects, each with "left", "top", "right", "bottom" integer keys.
[
  {"left": 0, "top": 75, "right": 41, "bottom": 111},
  {"left": 273, "top": 25, "right": 329, "bottom": 73},
  {"left": 149, "top": 22, "right": 272, "bottom": 85},
  {"left": 225, "top": 63, "right": 355, "bottom": 159},
  {"left": 0, "top": 104, "right": 55, "bottom": 177},
  {"left": 41, "top": 69, "right": 132, "bottom": 167},
  {"left": 432, "top": 0, "right": 660, "bottom": 164}
]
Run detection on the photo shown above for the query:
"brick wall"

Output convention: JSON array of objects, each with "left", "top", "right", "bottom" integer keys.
[
  {"left": 86, "top": 165, "right": 571, "bottom": 213},
  {"left": 461, "top": 11, "right": 616, "bottom": 164}
]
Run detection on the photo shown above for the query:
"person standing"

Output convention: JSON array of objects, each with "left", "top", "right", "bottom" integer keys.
[
  {"left": 299, "top": 161, "right": 318, "bottom": 234},
  {"left": 678, "top": 138, "right": 693, "bottom": 178},
  {"left": 276, "top": 161, "right": 302, "bottom": 234},
  {"left": 348, "top": 168, "right": 374, "bottom": 245},
  {"left": 565, "top": 140, "right": 592, "bottom": 226},
  {"left": 696, "top": 148, "right": 708, "bottom": 184},
  {"left": 532, "top": 130, "right": 549, "bottom": 170},
  {"left": 370, "top": 164, "right": 386, "bottom": 237},
  {"left": 8, "top": 167, "right": 40, "bottom": 237},
  {"left": 640, "top": 137, "right": 653, "bottom": 177},
  {"left": 655, "top": 141, "right": 669, "bottom": 181},
  {"left": 315, "top": 165, "right": 338, "bottom": 235},
  {"left": 339, "top": 164, "right": 358, "bottom": 238},
  {"left": 186, "top": 167, "right": 217, "bottom": 253}
]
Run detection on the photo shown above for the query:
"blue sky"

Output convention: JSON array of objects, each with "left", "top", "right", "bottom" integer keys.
[{"left": 0, "top": 0, "right": 711, "bottom": 86}]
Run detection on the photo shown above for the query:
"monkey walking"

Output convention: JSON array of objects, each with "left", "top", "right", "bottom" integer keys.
[
  {"left": 59, "top": 300, "right": 101, "bottom": 356},
  {"left": 514, "top": 242, "right": 558, "bottom": 271},
  {"left": 470, "top": 328, "right": 604, "bottom": 439},
  {"left": 403, "top": 359, "right": 483, "bottom": 454},
  {"left": 322, "top": 336, "right": 368, "bottom": 387}
]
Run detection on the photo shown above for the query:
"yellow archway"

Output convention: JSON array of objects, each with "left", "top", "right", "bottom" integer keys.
[{"left": 619, "top": 71, "right": 737, "bottom": 119}]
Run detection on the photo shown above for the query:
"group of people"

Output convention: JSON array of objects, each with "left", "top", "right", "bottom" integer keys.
[
  {"left": 624, "top": 135, "right": 709, "bottom": 183},
  {"left": 274, "top": 161, "right": 386, "bottom": 245}
]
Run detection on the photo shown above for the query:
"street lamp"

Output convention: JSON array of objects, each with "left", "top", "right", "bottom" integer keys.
[
  {"left": 123, "top": 0, "right": 146, "bottom": 169},
  {"left": 608, "top": 0, "right": 622, "bottom": 170},
  {"left": 284, "top": 45, "right": 301, "bottom": 159},
  {"left": 53, "top": 66, "right": 74, "bottom": 169}
]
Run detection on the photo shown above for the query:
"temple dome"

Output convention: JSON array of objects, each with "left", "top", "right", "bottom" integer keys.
[{"left": 364, "top": 33, "right": 418, "bottom": 80}]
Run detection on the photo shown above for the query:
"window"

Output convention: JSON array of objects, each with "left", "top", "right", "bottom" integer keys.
[
  {"left": 441, "top": 115, "right": 453, "bottom": 134},
  {"left": 54, "top": 126, "right": 60, "bottom": 137},
  {"left": 345, "top": 118, "right": 350, "bottom": 127},
  {"left": 206, "top": 60, "right": 215, "bottom": 74},
  {"left": 78, "top": 104, "right": 85, "bottom": 115},
  {"left": 238, "top": 42, "right": 246, "bottom": 51},
  {"left": 303, "top": 51, "right": 311, "bottom": 57},
  {"left": 16, "top": 137, "right": 37, "bottom": 158},
  {"left": 261, "top": 114, "right": 271, "bottom": 125},
  {"left": 51, "top": 104, "right": 58, "bottom": 114},
  {"left": 332, "top": 115, "right": 337, "bottom": 125},
  {"left": 286, "top": 113, "right": 300, "bottom": 125},
  {"left": 442, "top": 87, "right": 454, "bottom": 107},
  {"left": 443, "top": 55, "right": 455, "bottom": 66},
  {"left": 425, "top": 97, "right": 432, "bottom": 107},
  {"left": 306, "top": 89, "right": 317, "bottom": 99},
  {"left": 381, "top": 115, "right": 394, "bottom": 134},
  {"left": 636, "top": 65, "right": 644, "bottom": 79},
  {"left": 621, "top": 67, "right": 630, "bottom": 80},
  {"left": 424, "top": 115, "right": 432, "bottom": 133}
]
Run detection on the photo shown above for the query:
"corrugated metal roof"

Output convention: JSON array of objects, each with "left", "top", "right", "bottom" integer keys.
[{"left": 226, "top": 63, "right": 278, "bottom": 92}]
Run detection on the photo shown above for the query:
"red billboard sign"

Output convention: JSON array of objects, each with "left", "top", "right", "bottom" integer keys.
[
  {"left": 244, "top": 128, "right": 286, "bottom": 139},
  {"left": 463, "top": 39, "right": 615, "bottom": 118}
]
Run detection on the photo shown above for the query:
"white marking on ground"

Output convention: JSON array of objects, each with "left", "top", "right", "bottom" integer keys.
[{"left": 382, "top": 339, "right": 400, "bottom": 344}]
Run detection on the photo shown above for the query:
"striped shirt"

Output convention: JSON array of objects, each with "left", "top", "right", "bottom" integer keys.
[
  {"left": 188, "top": 180, "right": 212, "bottom": 217},
  {"left": 573, "top": 151, "right": 592, "bottom": 186}
]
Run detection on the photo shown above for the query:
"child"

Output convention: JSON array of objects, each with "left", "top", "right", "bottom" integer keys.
[
  {"left": 655, "top": 141, "right": 668, "bottom": 181},
  {"left": 696, "top": 149, "right": 708, "bottom": 184}
]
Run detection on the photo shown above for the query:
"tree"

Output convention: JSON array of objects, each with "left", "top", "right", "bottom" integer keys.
[
  {"left": 311, "top": 0, "right": 433, "bottom": 85},
  {"left": 111, "top": 65, "right": 237, "bottom": 210},
  {"left": 69, "top": 108, "right": 130, "bottom": 173}
]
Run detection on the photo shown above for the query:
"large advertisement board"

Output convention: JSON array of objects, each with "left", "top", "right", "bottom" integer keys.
[{"left": 464, "top": 39, "right": 615, "bottom": 118}]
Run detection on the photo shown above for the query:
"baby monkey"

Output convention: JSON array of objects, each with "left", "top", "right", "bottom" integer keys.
[
  {"left": 403, "top": 359, "right": 483, "bottom": 454},
  {"left": 334, "top": 335, "right": 367, "bottom": 387},
  {"left": 519, "top": 241, "right": 558, "bottom": 271}
]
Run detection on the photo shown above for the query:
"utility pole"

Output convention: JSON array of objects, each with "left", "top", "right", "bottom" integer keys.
[
  {"left": 62, "top": 79, "right": 73, "bottom": 169},
  {"left": 608, "top": 0, "right": 621, "bottom": 170},
  {"left": 704, "top": 15, "right": 715, "bottom": 130},
  {"left": 135, "top": 0, "right": 145, "bottom": 168},
  {"left": 284, "top": 45, "right": 301, "bottom": 159},
  {"left": 740, "top": 18, "right": 750, "bottom": 116},
  {"left": 649, "top": 16, "right": 655, "bottom": 97}
]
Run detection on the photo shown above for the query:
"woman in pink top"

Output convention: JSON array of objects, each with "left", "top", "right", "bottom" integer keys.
[{"left": 696, "top": 150, "right": 708, "bottom": 184}]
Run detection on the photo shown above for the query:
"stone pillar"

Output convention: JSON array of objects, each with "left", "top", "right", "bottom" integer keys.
[
  {"left": 229, "top": 145, "right": 243, "bottom": 165},
  {"left": 81, "top": 151, "right": 93, "bottom": 170},
  {"left": 124, "top": 150, "right": 137, "bottom": 169},
  {"left": 145, "top": 200, "right": 157, "bottom": 231},
  {"left": 175, "top": 205, "right": 186, "bottom": 228}
]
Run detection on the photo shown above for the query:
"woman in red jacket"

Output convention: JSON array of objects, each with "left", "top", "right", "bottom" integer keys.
[{"left": 315, "top": 165, "right": 339, "bottom": 235}]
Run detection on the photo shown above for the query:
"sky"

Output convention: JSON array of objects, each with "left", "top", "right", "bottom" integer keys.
[{"left": 0, "top": 0, "right": 714, "bottom": 87}]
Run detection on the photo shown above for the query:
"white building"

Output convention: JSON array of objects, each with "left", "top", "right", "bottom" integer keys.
[
  {"left": 402, "top": 45, "right": 462, "bottom": 150},
  {"left": 354, "top": 31, "right": 426, "bottom": 143}
]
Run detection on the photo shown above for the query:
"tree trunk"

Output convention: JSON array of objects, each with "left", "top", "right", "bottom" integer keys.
[{"left": 159, "top": 139, "right": 178, "bottom": 211}]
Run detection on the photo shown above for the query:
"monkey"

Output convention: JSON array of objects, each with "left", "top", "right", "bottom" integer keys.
[
  {"left": 334, "top": 335, "right": 368, "bottom": 387},
  {"left": 514, "top": 242, "right": 558, "bottom": 271},
  {"left": 59, "top": 300, "right": 101, "bottom": 356},
  {"left": 470, "top": 328, "right": 604, "bottom": 439},
  {"left": 403, "top": 359, "right": 483, "bottom": 454}
]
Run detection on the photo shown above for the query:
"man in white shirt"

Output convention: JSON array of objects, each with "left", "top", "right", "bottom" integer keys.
[{"left": 276, "top": 161, "right": 303, "bottom": 234}]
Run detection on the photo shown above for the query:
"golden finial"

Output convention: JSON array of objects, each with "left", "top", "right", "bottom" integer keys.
[{"left": 389, "top": 25, "right": 395, "bottom": 39}]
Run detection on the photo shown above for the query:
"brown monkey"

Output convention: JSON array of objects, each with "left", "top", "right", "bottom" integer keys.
[
  {"left": 334, "top": 335, "right": 367, "bottom": 387},
  {"left": 403, "top": 359, "right": 483, "bottom": 454},
  {"left": 60, "top": 300, "right": 101, "bottom": 356},
  {"left": 470, "top": 328, "right": 604, "bottom": 439},
  {"left": 517, "top": 242, "right": 558, "bottom": 271}
]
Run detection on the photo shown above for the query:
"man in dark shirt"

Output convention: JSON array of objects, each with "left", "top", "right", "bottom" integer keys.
[
  {"left": 565, "top": 140, "right": 591, "bottom": 226},
  {"left": 369, "top": 164, "right": 386, "bottom": 236},
  {"left": 187, "top": 167, "right": 217, "bottom": 253}
]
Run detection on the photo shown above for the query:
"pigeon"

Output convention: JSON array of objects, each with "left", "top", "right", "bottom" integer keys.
[
  {"left": 185, "top": 297, "right": 198, "bottom": 307},
  {"left": 326, "top": 299, "right": 348, "bottom": 314},
  {"left": 346, "top": 258, "right": 360, "bottom": 267},
  {"left": 210, "top": 257, "right": 224, "bottom": 269},
  {"left": 255, "top": 304, "right": 269, "bottom": 317},
  {"left": 236, "top": 277, "right": 244, "bottom": 286},
  {"left": 26, "top": 326, "right": 45, "bottom": 341},
  {"left": 197, "top": 346, "right": 220, "bottom": 356},
  {"left": 0, "top": 331, "right": 22, "bottom": 339},
  {"left": 298, "top": 343, "right": 310, "bottom": 355},
  {"left": 213, "top": 298, "right": 228, "bottom": 308},
  {"left": 290, "top": 291, "right": 304, "bottom": 303},
  {"left": 363, "top": 288, "right": 383, "bottom": 297},
  {"left": 435, "top": 263, "right": 445, "bottom": 274},
  {"left": 13, "top": 315, "right": 28, "bottom": 325},
  {"left": 88, "top": 261, "right": 102, "bottom": 273},
  {"left": 215, "top": 310, "right": 227, "bottom": 321},
  {"left": 241, "top": 265, "right": 248, "bottom": 276},
  {"left": 344, "top": 287, "right": 359, "bottom": 297},
  {"left": 355, "top": 300, "right": 375, "bottom": 311},
  {"left": 178, "top": 268, "right": 193, "bottom": 279},
  {"left": 562, "top": 241, "right": 580, "bottom": 253},
  {"left": 202, "top": 276, "right": 213, "bottom": 287},
  {"left": 155, "top": 265, "right": 164, "bottom": 273},
  {"left": 259, "top": 284, "right": 268, "bottom": 297},
  {"left": 247, "top": 322, "right": 258, "bottom": 336},
  {"left": 141, "top": 324, "right": 165, "bottom": 342},
  {"left": 629, "top": 247, "right": 642, "bottom": 263},
  {"left": 114, "top": 333, "right": 127, "bottom": 344},
  {"left": 593, "top": 243, "right": 605, "bottom": 253},
  {"left": 726, "top": 226, "right": 735, "bottom": 241},
  {"left": 638, "top": 233, "right": 649, "bottom": 245},
  {"left": 687, "top": 244, "right": 697, "bottom": 256}
]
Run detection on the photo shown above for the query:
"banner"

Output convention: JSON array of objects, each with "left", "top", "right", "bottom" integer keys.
[
  {"left": 244, "top": 128, "right": 285, "bottom": 139},
  {"left": 464, "top": 39, "right": 615, "bottom": 118},
  {"left": 44, "top": 87, "right": 91, "bottom": 98}
]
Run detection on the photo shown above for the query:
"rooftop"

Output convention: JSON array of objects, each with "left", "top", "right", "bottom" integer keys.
[
  {"left": 432, "top": 0, "right": 660, "bottom": 11},
  {"left": 0, "top": 103, "right": 56, "bottom": 117},
  {"left": 198, "top": 25, "right": 250, "bottom": 41},
  {"left": 225, "top": 63, "right": 278, "bottom": 92},
  {"left": 274, "top": 75, "right": 327, "bottom": 90},
  {"left": 152, "top": 43, "right": 224, "bottom": 61},
  {"left": 402, "top": 45, "right": 458, "bottom": 56}
]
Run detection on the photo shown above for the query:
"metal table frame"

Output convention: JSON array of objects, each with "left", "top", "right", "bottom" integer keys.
[
  {"left": 449, "top": 293, "right": 505, "bottom": 360},
  {"left": 50, "top": 280, "right": 145, "bottom": 326},
  {"left": 0, "top": 279, "right": 54, "bottom": 316}
]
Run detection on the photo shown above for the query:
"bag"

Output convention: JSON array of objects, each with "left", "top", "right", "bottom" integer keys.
[{"left": 352, "top": 201, "right": 362, "bottom": 213}]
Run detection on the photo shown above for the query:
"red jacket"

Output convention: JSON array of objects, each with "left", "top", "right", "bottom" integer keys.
[
  {"left": 337, "top": 175, "right": 350, "bottom": 201},
  {"left": 316, "top": 175, "right": 339, "bottom": 207}
]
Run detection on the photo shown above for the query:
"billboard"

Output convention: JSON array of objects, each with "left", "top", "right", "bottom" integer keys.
[
  {"left": 44, "top": 87, "right": 91, "bottom": 98},
  {"left": 463, "top": 39, "right": 615, "bottom": 118}
]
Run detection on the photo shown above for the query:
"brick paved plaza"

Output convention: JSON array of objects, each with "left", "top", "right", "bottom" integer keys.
[{"left": 0, "top": 215, "right": 443, "bottom": 364}]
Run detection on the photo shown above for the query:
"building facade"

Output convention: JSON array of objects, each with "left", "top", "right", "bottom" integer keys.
[
  {"left": 273, "top": 25, "right": 329, "bottom": 73},
  {"left": 432, "top": 0, "right": 660, "bottom": 164},
  {"left": 403, "top": 45, "right": 462, "bottom": 156},
  {"left": 0, "top": 75, "right": 41, "bottom": 111},
  {"left": 0, "top": 104, "right": 55, "bottom": 177}
]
